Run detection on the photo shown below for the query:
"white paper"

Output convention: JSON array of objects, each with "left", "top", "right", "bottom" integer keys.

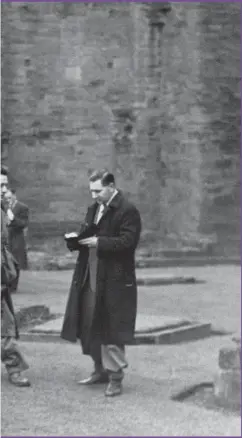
[{"left": 64, "top": 232, "right": 78, "bottom": 239}]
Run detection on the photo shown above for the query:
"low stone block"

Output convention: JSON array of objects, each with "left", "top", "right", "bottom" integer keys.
[
  {"left": 16, "top": 305, "right": 51, "bottom": 329},
  {"left": 232, "top": 334, "right": 241, "bottom": 346},
  {"left": 214, "top": 369, "right": 241, "bottom": 409},
  {"left": 219, "top": 346, "right": 241, "bottom": 370}
]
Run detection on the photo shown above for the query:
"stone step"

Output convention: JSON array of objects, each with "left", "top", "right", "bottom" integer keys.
[
  {"left": 136, "top": 276, "right": 200, "bottom": 285},
  {"left": 20, "top": 314, "right": 212, "bottom": 345},
  {"left": 135, "top": 314, "right": 191, "bottom": 334},
  {"left": 28, "top": 314, "right": 189, "bottom": 335},
  {"left": 134, "top": 322, "right": 212, "bottom": 345}
]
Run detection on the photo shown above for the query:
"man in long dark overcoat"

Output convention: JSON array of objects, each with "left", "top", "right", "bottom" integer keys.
[
  {"left": 1, "top": 166, "right": 30, "bottom": 387},
  {"left": 6, "top": 188, "right": 29, "bottom": 292},
  {"left": 61, "top": 169, "right": 142, "bottom": 396}
]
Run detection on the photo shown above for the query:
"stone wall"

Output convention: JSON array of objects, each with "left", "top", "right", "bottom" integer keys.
[
  {"left": 197, "top": 3, "right": 240, "bottom": 256},
  {"left": 1, "top": 2, "right": 240, "bottom": 256}
]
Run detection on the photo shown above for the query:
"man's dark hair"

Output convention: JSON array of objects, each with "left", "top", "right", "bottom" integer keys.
[
  {"left": 89, "top": 169, "right": 115, "bottom": 186},
  {"left": 1, "top": 165, "right": 8, "bottom": 176}
]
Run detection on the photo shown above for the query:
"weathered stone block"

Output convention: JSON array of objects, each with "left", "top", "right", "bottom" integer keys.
[
  {"left": 214, "top": 369, "right": 241, "bottom": 409},
  {"left": 219, "top": 346, "right": 241, "bottom": 370},
  {"left": 232, "top": 334, "right": 241, "bottom": 346}
]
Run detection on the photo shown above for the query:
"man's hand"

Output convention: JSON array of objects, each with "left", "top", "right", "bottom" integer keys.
[{"left": 79, "top": 236, "right": 98, "bottom": 248}]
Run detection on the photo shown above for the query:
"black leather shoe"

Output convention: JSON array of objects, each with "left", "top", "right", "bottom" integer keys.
[
  {"left": 105, "top": 380, "right": 122, "bottom": 397},
  {"left": 78, "top": 372, "right": 109, "bottom": 385},
  {"left": 8, "top": 373, "right": 31, "bottom": 388}
]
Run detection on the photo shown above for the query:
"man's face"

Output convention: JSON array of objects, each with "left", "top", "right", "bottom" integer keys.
[
  {"left": 89, "top": 179, "right": 114, "bottom": 204},
  {"left": 0, "top": 174, "right": 8, "bottom": 200},
  {"left": 5, "top": 190, "right": 13, "bottom": 205}
]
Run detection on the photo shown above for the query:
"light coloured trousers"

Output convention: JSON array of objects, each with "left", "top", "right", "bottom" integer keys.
[
  {"left": 87, "top": 248, "right": 128, "bottom": 378},
  {"left": 88, "top": 248, "right": 128, "bottom": 377},
  {"left": 90, "top": 340, "right": 128, "bottom": 378},
  {"left": 101, "top": 344, "right": 128, "bottom": 373}
]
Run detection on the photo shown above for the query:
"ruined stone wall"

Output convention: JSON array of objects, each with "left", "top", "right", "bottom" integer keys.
[
  {"left": 1, "top": 2, "right": 130, "bottom": 224},
  {"left": 1, "top": 2, "right": 240, "bottom": 256},
  {"left": 198, "top": 3, "right": 240, "bottom": 256}
]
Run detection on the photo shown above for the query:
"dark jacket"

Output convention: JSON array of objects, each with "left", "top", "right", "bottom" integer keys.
[
  {"left": 61, "top": 191, "right": 142, "bottom": 352},
  {"left": 8, "top": 201, "right": 29, "bottom": 270},
  {"left": 1, "top": 207, "right": 19, "bottom": 339}
]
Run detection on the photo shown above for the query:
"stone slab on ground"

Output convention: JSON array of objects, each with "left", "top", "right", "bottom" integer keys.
[
  {"left": 21, "top": 323, "right": 212, "bottom": 345},
  {"left": 136, "top": 275, "right": 201, "bottom": 285},
  {"left": 13, "top": 265, "right": 240, "bottom": 335},
  {"left": 28, "top": 314, "right": 191, "bottom": 334},
  {"left": 136, "top": 314, "right": 190, "bottom": 333},
  {"left": 28, "top": 317, "right": 63, "bottom": 334},
  {"left": 135, "top": 322, "right": 212, "bottom": 345},
  {"left": 25, "top": 313, "right": 212, "bottom": 345}
]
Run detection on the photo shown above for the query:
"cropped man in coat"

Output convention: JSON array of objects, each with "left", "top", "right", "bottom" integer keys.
[
  {"left": 6, "top": 188, "right": 29, "bottom": 292},
  {"left": 61, "top": 169, "right": 142, "bottom": 397},
  {"left": 1, "top": 166, "right": 30, "bottom": 387}
]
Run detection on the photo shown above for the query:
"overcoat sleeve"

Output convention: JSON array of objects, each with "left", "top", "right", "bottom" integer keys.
[{"left": 10, "top": 205, "right": 29, "bottom": 229}]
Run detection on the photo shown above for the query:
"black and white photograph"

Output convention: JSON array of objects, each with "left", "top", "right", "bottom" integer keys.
[{"left": 1, "top": 1, "right": 241, "bottom": 436}]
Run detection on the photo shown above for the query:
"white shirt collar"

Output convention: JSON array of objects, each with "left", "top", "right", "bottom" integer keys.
[
  {"left": 95, "top": 190, "right": 118, "bottom": 224},
  {"left": 106, "top": 189, "right": 118, "bottom": 207}
]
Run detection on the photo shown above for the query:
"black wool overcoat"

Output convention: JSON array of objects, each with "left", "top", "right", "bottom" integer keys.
[{"left": 61, "top": 191, "right": 142, "bottom": 353}]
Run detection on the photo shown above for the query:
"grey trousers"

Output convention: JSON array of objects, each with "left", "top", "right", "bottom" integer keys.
[
  {"left": 90, "top": 339, "right": 128, "bottom": 379},
  {"left": 88, "top": 248, "right": 128, "bottom": 379},
  {"left": 1, "top": 337, "right": 29, "bottom": 375},
  {"left": 9, "top": 268, "right": 20, "bottom": 293},
  {"left": 1, "top": 296, "right": 29, "bottom": 375}
]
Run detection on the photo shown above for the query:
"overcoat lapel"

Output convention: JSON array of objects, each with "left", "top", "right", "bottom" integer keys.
[
  {"left": 96, "top": 191, "right": 122, "bottom": 225},
  {"left": 12, "top": 201, "right": 18, "bottom": 214}
]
